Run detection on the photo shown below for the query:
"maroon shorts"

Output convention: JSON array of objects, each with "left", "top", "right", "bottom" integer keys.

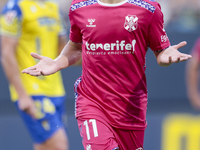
[{"left": 77, "top": 117, "right": 144, "bottom": 150}]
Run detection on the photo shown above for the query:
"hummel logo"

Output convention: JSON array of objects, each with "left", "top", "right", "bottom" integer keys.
[{"left": 86, "top": 19, "right": 96, "bottom": 27}]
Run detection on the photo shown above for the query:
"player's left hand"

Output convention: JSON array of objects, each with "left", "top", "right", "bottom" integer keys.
[{"left": 154, "top": 41, "right": 192, "bottom": 67}]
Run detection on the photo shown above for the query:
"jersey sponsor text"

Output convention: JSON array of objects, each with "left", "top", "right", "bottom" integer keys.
[{"left": 86, "top": 40, "right": 136, "bottom": 52}]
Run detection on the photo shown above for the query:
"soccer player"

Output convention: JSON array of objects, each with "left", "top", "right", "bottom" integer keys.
[
  {"left": 22, "top": 0, "right": 192, "bottom": 149},
  {"left": 186, "top": 37, "right": 200, "bottom": 111},
  {"left": 0, "top": 0, "right": 69, "bottom": 150}
]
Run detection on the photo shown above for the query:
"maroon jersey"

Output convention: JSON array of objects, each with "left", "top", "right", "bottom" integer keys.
[{"left": 70, "top": 0, "right": 170, "bottom": 130}]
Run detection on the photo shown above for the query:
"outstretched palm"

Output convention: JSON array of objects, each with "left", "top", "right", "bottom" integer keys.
[
  {"left": 156, "top": 41, "right": 192, "bottom": 67},
  {"left": 22, "top": 52, "right": 58, "bottom": 76}
]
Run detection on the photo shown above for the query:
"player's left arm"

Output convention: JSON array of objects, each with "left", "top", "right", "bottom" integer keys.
[
  {"left": 154, "top": 41, "right": 192, "bottom": 67},
  {"left": 147, "top": 3, "right": 192, "bottom": 66}
]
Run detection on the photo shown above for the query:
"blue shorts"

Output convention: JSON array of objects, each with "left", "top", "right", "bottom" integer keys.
[{"left": 15, "top": 95, "right": 67, "bottom": 144}]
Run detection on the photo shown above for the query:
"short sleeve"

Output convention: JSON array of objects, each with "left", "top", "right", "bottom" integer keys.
[
  {"left": 0, "top": 0, "right": 22, "bottom": 38},
  {"left": 148, "top": 3, "right": 170, "bottom": 51},
  {"left": 69, "top": 10, "right": 82, "bottom": 43}
]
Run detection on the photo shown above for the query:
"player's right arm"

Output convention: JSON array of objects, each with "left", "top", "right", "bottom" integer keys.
[
  {"left": 1, "top": 36, "right": 36, "bottom": 118},
  {"left": 0, "top": 2, "right": 36, "bottom": 118},
  {"left": 22, "top": 40, "right": 82, "bottom": 76}
]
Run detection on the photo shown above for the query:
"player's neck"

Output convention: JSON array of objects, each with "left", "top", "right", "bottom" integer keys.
[{"left": 99, "top": 0, "right": 126, "bottom": 4}]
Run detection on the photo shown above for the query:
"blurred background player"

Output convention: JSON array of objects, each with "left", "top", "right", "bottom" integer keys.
[
  {"left": 0, "top": 0, "right": 69, "bottom": 150},
  {"left": 186, "top": 37, "right": 200, "bottom": 111}
]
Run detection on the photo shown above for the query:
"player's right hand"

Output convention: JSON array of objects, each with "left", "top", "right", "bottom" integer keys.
[
  {"left": 18, "top": 96, "right": 36, "bottom": 119},
  {"left": 22, "top": 52, "right": 57, "bottom": 76}
]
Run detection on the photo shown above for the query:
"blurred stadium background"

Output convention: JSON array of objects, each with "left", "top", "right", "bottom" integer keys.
[{"left": 0, "top": 0, "right": 200, "bottom": 150}]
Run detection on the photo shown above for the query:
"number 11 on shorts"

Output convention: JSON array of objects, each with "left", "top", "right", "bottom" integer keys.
[{"left": 84, "top": 119, "right": 99, "bottom": 140}]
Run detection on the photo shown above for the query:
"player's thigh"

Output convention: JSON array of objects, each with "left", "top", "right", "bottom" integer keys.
[
  {"left": 51, "top": 96, "right": 68, "bottom": 128},
  {"left": 34, "top": 127, "right": 68, "bottom": 150},
  {"left": 114, "top": 128, "right": 145, "bottom": 150},
  {"left": 77, "top": 117, "right": 119, "bottom": 150},
  {"left": 51, "top": 96, "right": 66, "bottom": 120}
]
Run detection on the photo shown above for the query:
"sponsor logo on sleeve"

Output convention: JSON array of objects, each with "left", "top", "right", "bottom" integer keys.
[
  {"left": 162, "top": 23, "right": 166, "bottom": 32},
  {"left": 161, "top": 23, "right": 168, "bottom": 42},
  {"left": 161, "top": 35, "right": 168, "bottom": 42}
]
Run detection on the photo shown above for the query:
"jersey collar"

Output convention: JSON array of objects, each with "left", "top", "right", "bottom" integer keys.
[{"left": 97, "top": 0, "right": 128, "bottom": 7}]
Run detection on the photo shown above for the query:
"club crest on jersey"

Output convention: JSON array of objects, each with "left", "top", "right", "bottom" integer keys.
[
  {"left": 4, "top": 11, "right": 17, "bottom": 25},
  {"left": 124, "top": 15, "right": 138, "bottom": 32}
]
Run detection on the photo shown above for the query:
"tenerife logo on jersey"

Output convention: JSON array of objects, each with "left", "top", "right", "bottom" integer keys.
[
  {"left": 85, "top": 40, "right": 136, "bottom": 55},
  {"left": 86, "top": 40, "right": 136, "bottom": 52},
  {"left": 124, "top": 15, "right": 138, "bottom": 32}
]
